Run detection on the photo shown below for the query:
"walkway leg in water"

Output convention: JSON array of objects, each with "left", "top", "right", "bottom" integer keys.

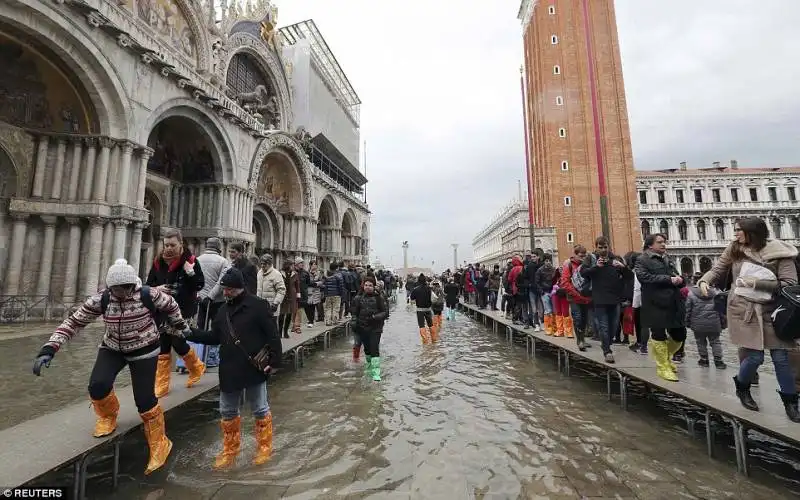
[
  {"left": 253, "top": 412, "right": 274, "bottom": 465},
  {"left": 651, "top": 340, "right": 678, "bottom": 382},
  {"left": 370, "top": 357, "right": 382, "bottom": 381},
  {"left": 140, "top": 405, "right": 173, "bottom": 475},
  {"left": 91, "top": 390, "right": 120, "bottom": 437},
  {"left": 214, "top": 417, "right": 242, "bottom": 469},
  {"left": 154, "top": 354, "right": 172, "bottom": 398},
  {"left": 181, "top": 347, "right": 206, "bottom": 388}
]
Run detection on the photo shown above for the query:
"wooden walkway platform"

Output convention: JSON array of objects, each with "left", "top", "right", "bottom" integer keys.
[
  {"left": 458, "top": 302, "right": 800, "bottom": 476},
  {"left": 0, "top": 319, "right": 351, "bottom": 497}
]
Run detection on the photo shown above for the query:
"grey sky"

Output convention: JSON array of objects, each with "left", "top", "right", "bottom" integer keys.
[{"left": 278, "top": 0, "right": 800, "bottom": 270}]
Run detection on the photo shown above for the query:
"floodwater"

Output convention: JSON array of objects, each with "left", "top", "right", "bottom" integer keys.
[{"left": 20, "top": 298, "right": 800, "bottom": 499}]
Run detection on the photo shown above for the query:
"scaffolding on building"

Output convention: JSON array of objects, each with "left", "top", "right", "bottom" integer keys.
[{"left": 280, "top": 19, "right": 362, "bottom": 127}]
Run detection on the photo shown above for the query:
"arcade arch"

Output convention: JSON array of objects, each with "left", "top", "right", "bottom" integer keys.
[
  {"left": 255, "top": 150, "right": 304, "bottom": 215},
  {"left": 341, "top": 209, "right": 358, "bottom": 258},
  {"left": 0, "top": 146, "right": 17, "bottom": 287},
  {"left": 253, "top": 203, "right": 281, "bottom": 257},
  {"left": 317, "top": 196, "right": 338, "bottom": 256},
  {"left": 226, "top": 49, "right": 283, "bottom": 130}
]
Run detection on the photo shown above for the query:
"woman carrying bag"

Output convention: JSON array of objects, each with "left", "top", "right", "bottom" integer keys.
[{"left": 698, "top": 217, "right": 799, "bottom": 422}]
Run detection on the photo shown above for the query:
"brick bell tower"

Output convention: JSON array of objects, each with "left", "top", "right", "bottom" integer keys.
[{"left": 519, "top": 0, "right": 640, "bottom": 255}]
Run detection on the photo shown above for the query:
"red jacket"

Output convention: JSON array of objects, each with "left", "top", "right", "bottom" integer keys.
[
  {"left": 508, "top": 256, "right": 524, "bottom": 295},
  {"left": 559, "top": 257, "right": 592, "bottom": 305}
]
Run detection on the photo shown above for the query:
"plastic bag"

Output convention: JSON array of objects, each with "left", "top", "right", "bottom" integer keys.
[{"left": 733, "top": 262, "right": 776, "bottom": 304}]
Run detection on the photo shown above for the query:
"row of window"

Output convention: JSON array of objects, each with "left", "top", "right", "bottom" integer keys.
[
  {"left": 641, "top": 217, "right": 800, "bottom": 241},
  {"left": 639, "top": 186, "right": 797, "bottom": 204}
]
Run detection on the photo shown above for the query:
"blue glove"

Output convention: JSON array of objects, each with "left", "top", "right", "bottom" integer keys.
[{"left": 33, "top": 353, "right": 53, "bottom": 376}]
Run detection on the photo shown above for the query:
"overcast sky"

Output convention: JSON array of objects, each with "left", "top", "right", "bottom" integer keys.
[{"left": 277, "top": 0, "right": 800, "bottom": 271}]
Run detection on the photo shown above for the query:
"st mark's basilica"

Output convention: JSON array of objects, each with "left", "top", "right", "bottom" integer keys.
[{"left": 0, "top": 0, "right": 370, "bottom": 310}]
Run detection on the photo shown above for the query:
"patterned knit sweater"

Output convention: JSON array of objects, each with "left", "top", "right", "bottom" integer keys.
[{"left": 41, "top": 286, "right": 188, "bottom": 356}]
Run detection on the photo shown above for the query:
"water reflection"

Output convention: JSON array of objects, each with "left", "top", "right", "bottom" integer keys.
[{"left": 35, "top": 307, "right": 797, "bottom": 499}]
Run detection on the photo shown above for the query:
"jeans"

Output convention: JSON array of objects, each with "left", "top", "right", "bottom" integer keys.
[
  {"left": 88, "top": 348, "right": 158, "bottom": 414},
  {"left": 739, "top": 348, "right": 797, "bottom": 394},
  {"left": 220, "top": 381, "right": 270, "bottom": 420},
  {"left": 593, "top": 304, "right": 620, "bottom": 355},
  {"left": 515, "top": 292, "right": 530, "bottom": 323},
  {"left": 570, "top": 302, "right": 589, "bottom": 335},
  {"left": 325, "top": 295, "right": 341, "bottom": 324},
  {"left": 528, "top": 290, "right": 542, "bottom": 325},
  {"left": 488, "top": 291, "right": 498, "bottom": 310},
  {"left": 541, "top": 293, "right": 553, "bottom": 315}
]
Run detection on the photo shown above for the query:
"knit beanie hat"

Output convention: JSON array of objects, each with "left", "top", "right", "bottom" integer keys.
[
  {"left": 206, "top": 237, "right": 223, "bottom": 253},
  {"left": 220, "top": 267, "right": 245, "bottom": 289},
  {"left": 106, "top": 258, "right": 137, "bottom": 287}
]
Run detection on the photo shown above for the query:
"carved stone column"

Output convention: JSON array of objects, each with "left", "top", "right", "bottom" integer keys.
[
  {"left": 116, "top": 141, "right": 134, "bottom": 205},
  {"left": 32, "top": 134, "right": 50, "bottom": 197},
  {"left": 50, "top": 138, "right": 68, "bottom": 200},
  {"left": 67, "top": 138, "right": 83, "bottom": 201},
  {"left": 170, "top": 185, "right": 179, "bottom": 226},
  {"left": 216, "top": 186, "right": 224, "bottom": 227},
  {"left": 128, "top": 222, "right": 147, "bottom": 275},
  {"left": 36, "top": 216, "right": 59, "bottom": 298},
  {"left": 112, "top": 219, "right": 128, "bottom": 260},
  {"left": 106, "top": 144, "right": 120, "bottom": 203},
  {"left": 178, "top": 186, "right": 187, "bottom": 227},
  {"left": 100, "top": 220, "right": 115, "bottom": 288},
  {"left": 137, "top": 148, "right": 153, "bottom": 209},
  {"left": 187, "top": 186, "right": 196, "bottom": 227},
  {"left": 62, "top": 217, "right": 82, "bottom": 303},
  {"left": 226, "top": 188, "right": 235, "bottom": 228},
  {"left": 4, "top": 213, "right": 29, "bottom": 295},
  {"left": 197, "top": 187, "right": 206, "bottom": 227},
  {"left": 93, "top": 137, "right": 113, "bottom": 201},
  {"left": 84, "top": 217, "right": 105, "bottom": 296},
  {"left": 80, "top": 138, "right": 97, "bottom": 201}
]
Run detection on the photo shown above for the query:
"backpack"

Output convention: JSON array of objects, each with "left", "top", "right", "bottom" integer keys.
[
  {"left": 773, "top": 285, "right": 800, "bottom": 342},
  {"left": 100, "top": 286, "right": 156, "bottom": 317},
  {"left": 570, "top": 255, "right": 596, "bottom": 296}
]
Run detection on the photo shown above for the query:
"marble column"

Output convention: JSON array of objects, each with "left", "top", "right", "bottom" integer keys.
[
  {"left": 187, "top": 187, "right": 196, "bottom": 227},
  {"left": 84, "top": 218, "right": 105, "bottom": 295},
  {"left": 4, "top": 213, "right": 29, "bottom": 295},
  {"left": 116, "top": 141, "right": 134, "bottom": 205},
  {"left": 294, "top": 217, "right": 301, "bottom": 250},
  {"left": 99, "top": 220, "right": 115, "bottom": 289},
  {"left": 67, "top": 138, "right": 83, "bottom": 201},
  {"left": 36, "top": 216, "right": 58, "bottom": 298},
  {"left": 106, "top": 145, "right": 120, "bottom": 203},
  {"left": 80, "top": 138, "right": 97, "bottom": 201},
  {"left": 227, "top": 188, "right": 235, "bottom": 227},
  {"left": 50, "top": 139, "right": 68, "bottom": 200},
  {"left": 128, "top": 222, "right": 146, "bottom": 274},
  {"left": 62, "top": 218, "right": 82, "bottom": 303},
  {"left": 216, "top": 187, "right": 224, "bottom": 227},
  {"left": 178, "top": 186, "right": 187, "bottom": 227},
  {"left": 32, "top": 135, "right": 50, "bottom": 198},
  {"left": 137, "top": 148, "right": 153, "bottom": 209},
  {"left": 93, "top": 138, "right": 113, "bottom": 201},
  {"left": 112, "top": 219, "right": 128, "bottom": 260},
  {"left": 170, "top": 185, "right": 179, "bottom": 226},
  {"left": 197, "top": 188, "right": 206, "bottom": 227}
]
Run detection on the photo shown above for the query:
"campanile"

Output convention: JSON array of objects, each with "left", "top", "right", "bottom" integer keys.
[{"left": 519, "top": 0, "right": 639, "bottom": 254}]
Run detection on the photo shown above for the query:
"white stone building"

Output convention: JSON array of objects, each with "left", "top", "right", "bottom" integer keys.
[
  {"left": 0, "top": 0, "right": 370, "bottom": 310},
  {"left": 472, "top": 197, "right": 557, "bottom": 268},
  {"left": 636, "top": 161, "right": 800, "bottom": 276}
]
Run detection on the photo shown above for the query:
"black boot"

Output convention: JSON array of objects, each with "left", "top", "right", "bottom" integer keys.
[
  {"left": 777, "top": 392, "right": 800, "bottom": 423},
  {"left": 733, "top": 376, "right": 759, "bottom": 411}
]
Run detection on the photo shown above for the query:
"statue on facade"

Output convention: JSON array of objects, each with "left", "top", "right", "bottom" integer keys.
[
  {"left": 294, "top": 126, "right": 313, "bottom": 154},
  {"left": 236, "top": 85, "right": 280, "bottom": 128}
]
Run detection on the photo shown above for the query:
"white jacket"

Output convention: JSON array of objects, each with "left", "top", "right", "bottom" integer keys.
[
  {"left": 257, "top": 266, "right": 286, "bottom": 307},
  {"left": 197, "top": 250, "right": 230, "bottom": 302},
  {"left": 633, "top": 273, "right": 642, "bottom": 309}
]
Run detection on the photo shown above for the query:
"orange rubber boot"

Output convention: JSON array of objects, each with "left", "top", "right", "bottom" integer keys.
[
  {"left": 91, "top": 390, "right": 120, "bottom": 437},
  {"left": 214, "top": 417, "right": 242, "bottom": 469},
  {"left": 253, "top": 412, "right": 274, "bottom": 465},
  {"left": 154, "top": 354, "right": 171, "bottom": 398},
  {"left": 564, "top": 316, "right": 575, "bottom": 339},
  {"left": 418, "top": 327, "right": 431, "bottom": 345},
  {"left": 181, "top": 348, "right": 206, "bottom": 388},
  {"left": 553, "top": 316, "right": 564, "bottom": 337},
  {"left": 543, "top": 314, "right": 553, "bottom": 335},
  {"left": 140, "top": 405, "right": 173, "bottom": 475}
]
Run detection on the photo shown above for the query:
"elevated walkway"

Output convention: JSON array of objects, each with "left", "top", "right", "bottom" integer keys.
[
  {"left": 0, "top": 320, "right": 350, "bottom": 498},
  {"left": 458, "top": 302, "right": 800, "bottom": 477}
]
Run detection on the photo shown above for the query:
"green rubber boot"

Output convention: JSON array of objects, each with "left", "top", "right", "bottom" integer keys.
[
  {"left": 364, "top": 355, "right": 372, "bottom": 373},
  {"left": 370, "top": 357, "right": 381, "bottom": 381}
]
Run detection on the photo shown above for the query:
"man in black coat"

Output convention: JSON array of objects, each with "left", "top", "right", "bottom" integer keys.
[
  {"left": 228, "top": 242, "right": 258, "bottom": 295},
  {"left": 186, "top": 268, "right": 283, "bottom": 469}
]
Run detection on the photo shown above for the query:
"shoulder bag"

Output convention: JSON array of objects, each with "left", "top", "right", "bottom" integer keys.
[{"left": 224, "top": 313, "right": 271, "bottom": 372}]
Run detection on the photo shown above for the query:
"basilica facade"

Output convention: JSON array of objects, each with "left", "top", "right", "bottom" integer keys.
[{"left": 0, "top": 0, "right": 370, "bottom": 309}]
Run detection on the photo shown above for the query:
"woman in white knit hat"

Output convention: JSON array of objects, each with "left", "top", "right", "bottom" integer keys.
[{"left": 32, "top": 258, "right": 192, "bottom": 475}]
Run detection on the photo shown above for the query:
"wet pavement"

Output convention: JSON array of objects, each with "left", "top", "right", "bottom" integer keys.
[{"left": 21, "top": 297, "right": 798, "bottom": 499}]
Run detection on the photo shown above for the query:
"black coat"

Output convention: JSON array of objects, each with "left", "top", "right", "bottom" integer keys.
[
  {"left": 233, "top": 257, "right": 258, "bottom": 296},
  {"left": 146, "top": 249, "right": 204, "bottom": 321},
  {"left": 635, "top": 251, "right": 686, "bottom": 329},
  {"left": 580, "top": 252, "right": 632, "bottom": 306},
  {"left": 350, "top": 292, "right": 388, "bottom": 335},
  {"left": 187, "top": 293, "right": 283, "bottom": 392}
]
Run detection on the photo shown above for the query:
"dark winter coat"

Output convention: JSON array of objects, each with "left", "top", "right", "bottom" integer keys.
[
  {"left": 685, "top": 286, "right": 722, "bottom": 335},
  {"left": 523, "top": 260, "right": 540, "bottom": 293},
  {"left": 410, "top": 284, "right": 433, "bottom": 308},
  {"left": 350, "top": 292, "right": 388, "bottom": 336},
  {"left": 444, "top": 282, "right": 460, "bottom": 307},
  {"left": 323, "top": 271, "right": 345, "bottom": 296},
  {"left": 431, "top": 287, "right": 445, "bottom": 313},
  {"left": 635, "top": 251, "right": 686, "bottom": 329},
  {"left": 580, "top": 252, "right": 632, "bottom": 306},
  {"left": 296, "top": 268, "right": 311, "bottom": 304},
  {"left": 534, "top": 263, "right": 556, "bottom": 295},
  {"left": 147, "top": 249, "right": 204, "bottom": 322},
  {"left": 186, "top": 293, "right": 283, "bottom": 393},
  {"left": 232, "top": 257, "right": 258, "bottom": 296},
  {"left": 487, "top": 272, "right": 501, "bottom": 292}
]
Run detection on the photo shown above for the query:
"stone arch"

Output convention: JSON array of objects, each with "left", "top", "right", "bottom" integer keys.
[
  {"left": 0, "top": 3, "right": 130, "bottom": 136},
  {"left": 224, "top": 45, "right": 289, "bottom": 131},
  {"left": 249, "top": 133, "right": 313, "bottom": 215},
  {"left": 254, "top": 149, "right": 304, "bottom": 215},
  {"left": 0, "top": 143, "right": 19, "bottom": 202},
  {"left": 133, "top": 0, "right": 211, "bottom": 72},
  {"left": 253, "top": 203, "right": 281, "bottom": 255},
  {"left": 680, "top": 257, "right": 694, "bottom": 276},
  {"left": 224, "top": 32, "right": 292, "bottom": 130},
  {"left": 341, "top": 208, "right": 357, "bottom": 256},
  {"left": 318, "top": 195, "right": 338, "bottom": 226},
  {"left": 141, "top": 99, "right": 236, "bottom": 184},
  {"left": 699, "top": 256, "right": 713, "bottom": 274}
]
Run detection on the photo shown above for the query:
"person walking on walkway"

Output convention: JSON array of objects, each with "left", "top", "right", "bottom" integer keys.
[
  {"left": 697, "top": 217, "right": 800, "bottom": 422},
  {"left": 444, "top": 277, "right": 460, "bottom": 321},
  {"left": 561, "top": 245, "right": 592, "bottom": 350},
  {"left": 256, "top": 254, "right": 286, "bottom": 321},
  {"left": 228, "top": 243, "right": 258, "bottom": 295},
  {"left": 685, "top": 284, "right": 727, "bottom": 369},
  {"left": 278, "top": 261, "right": 298, "bottom": 339},
  {"left": 185, "top": 268, "right": 284, "bottom": 468},
  {"left": 197, "top": 237, "right": 228, "bottom": 330},
  {"left": 534, "top": 254, "right": 556, "bottom": 335},
  {"left": 635, "top": 233, "right": 686, "bottom": 382},
  {"left": 146, "top": 229, "right": 206, "bottom": 398},
  {"left": 410, "top": 273, "right": 434, "bottom": 344},
  {"left": 350, "top": 277, "right": 389, "bottom": 381},
  {"left": 323, "top": 262, "right": 345, "bottom": 327},
  {"left": 307, "top": 261, "right": 324, "bottom": 324},
  {"left": 430, "top": 280, "right": 445, "bottom": 341},
  {"left": 33, "top": 259, "right": 190, "bottom": 475},
  {"left": 487, "top": 265, "right": 501, "bottom": 312}
]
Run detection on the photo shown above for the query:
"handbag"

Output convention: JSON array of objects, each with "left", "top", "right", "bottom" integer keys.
[{"left": 224, "top": 313, "right": 272, "bottom": 372}]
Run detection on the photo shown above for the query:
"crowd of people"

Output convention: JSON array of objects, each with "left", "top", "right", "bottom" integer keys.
[
  {"left": 439, "top": 217, "right": 800, "bottom": 423},
  {"left": 31, "top": 229, "right": 401, "bottom": 473}
]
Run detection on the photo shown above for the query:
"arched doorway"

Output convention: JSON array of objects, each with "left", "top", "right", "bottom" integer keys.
[
  {"left": 255, "top": 150, "right": 304, "bottom": 215},
  {"left": 0, "top": 146, "right": 18, "bottom": 287},
  {"left": 226, "top": 51, "right": 282, "bottom": 129},
  {"left": 253, "top": 204, "right": 280, "bottom": 257},
  {"left": 641, "top": 220, "right": 651, "bottom": 240},
  {"left": 680, "top": 257, "right": 694, "bottom": 276},
  {"left": 341, "top": 210, "right": 356, "bottom": 260},
  {"left": 317, "top": 196, "right": 337, "bottom": 268},
  {"left": 699, "top": 256, "right": 713, "bottom": 274}
]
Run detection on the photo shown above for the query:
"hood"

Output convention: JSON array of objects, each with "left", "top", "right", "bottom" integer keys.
[
  {"left": 750, "top": 239, "right": 799, "bottom": 262},
  {"left": 511, "top": 256, "right": 523, "bottom": 267},
  {"left": 690, "top": 285, "right": 716, "bottom": 300}
]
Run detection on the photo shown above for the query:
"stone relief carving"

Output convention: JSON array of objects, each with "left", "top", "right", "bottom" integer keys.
[
  {"left": 137, "top": 0, "right": 197, "bottom": 61},
  {"left": 293, "top": 126, "right": 313, "bottom": 155},
  {"left": 0, "top": 123, "right": 35, "bottom": 199},
  {"left": 236, "top": 85, "right": 280, "bottom": 129},
  {"left": 248, "top": 133, "right": 315, "bottom": 216}
]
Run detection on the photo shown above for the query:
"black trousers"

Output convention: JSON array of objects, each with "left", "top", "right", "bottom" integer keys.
[
  {"left": 197, "top": 301, "right": 222, "bottom": 330},
  {"left": 364, "top": 332, "right": 382, "bottom": 357},
  {"left": 88, "top": 348, "right": 158, "bottom": 413},
  {"left": 160, "top": 333, "right": 190, "bottom": 356},
  {"left": 303, "top": 303, "right": 316, "bottom": 323},
  {"left": 278, "top": 313, "right": 292, "bottom": 336},
  {"left": 650, "top": 326, "right": 687, "bottom": 343},
  {"left": 416, "top": 310, "right": 433, "bottom": 328}
]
